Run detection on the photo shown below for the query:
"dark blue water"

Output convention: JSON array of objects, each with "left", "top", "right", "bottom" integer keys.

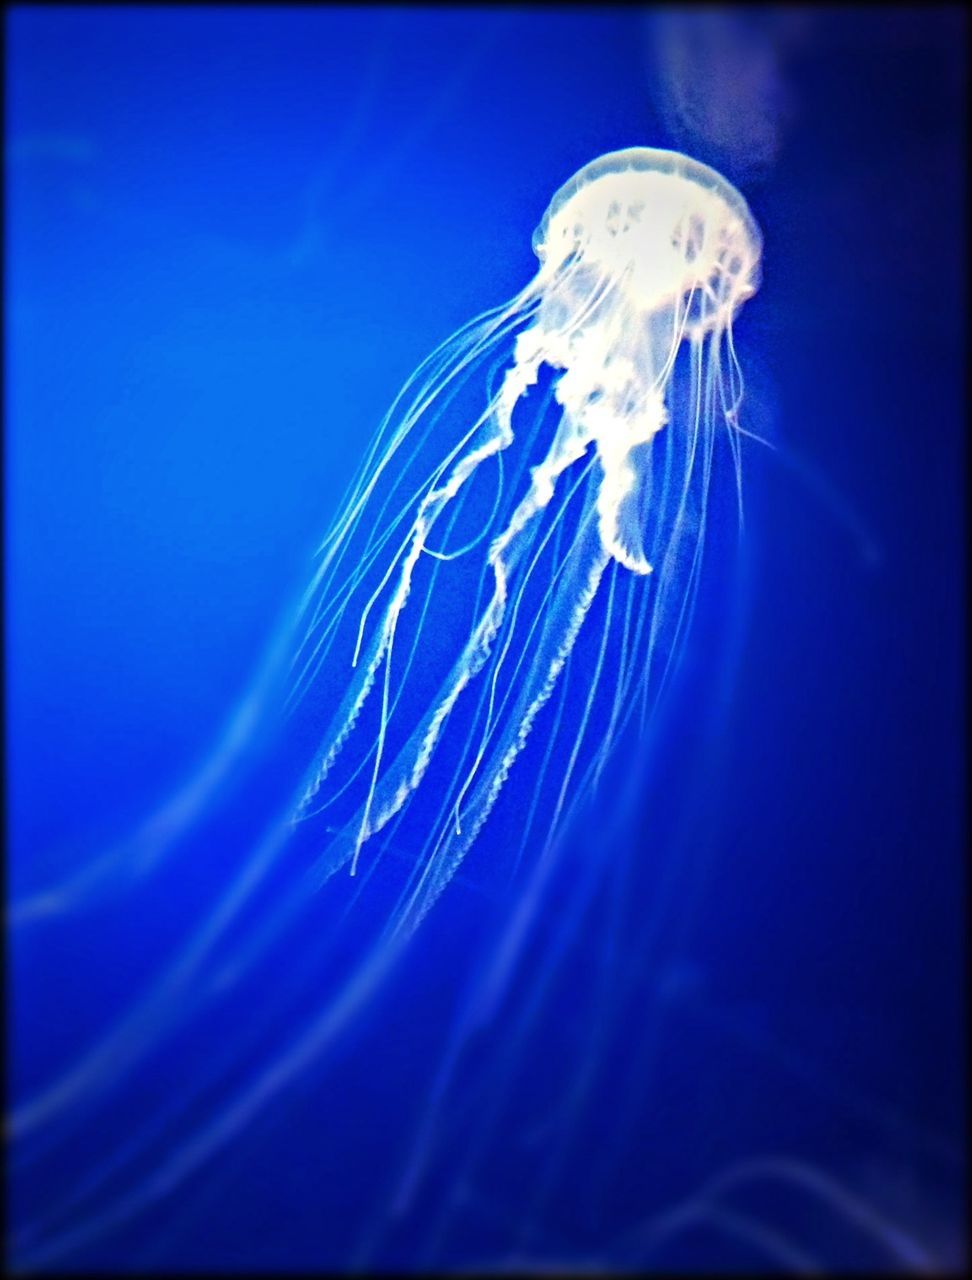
[{"left": 6, "top": 7, "right": 966, "bottom": 1272}]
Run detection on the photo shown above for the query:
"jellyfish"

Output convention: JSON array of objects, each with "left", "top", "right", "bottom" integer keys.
[
  {"left": 290, "top": 145, "right": 761, "bottom": 934},
  {"left": 10, "top": 147, "right": 764, "bottom": 1270}
]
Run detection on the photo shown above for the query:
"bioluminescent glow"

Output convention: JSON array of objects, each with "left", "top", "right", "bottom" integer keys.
[
  {"left": 10, "top": 146, "right": 764, "bottom": 1270},
  {"left": 290, "top": 146, "right": 761, "bottom": 931},
  {"left": 11, "top": 6, "right": 965, "bottom": 1269}
]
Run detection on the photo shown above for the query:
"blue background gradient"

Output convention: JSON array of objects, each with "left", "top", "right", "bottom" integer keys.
[{"left": 7, "top": 6, "right": 966, "bottom": 1271}]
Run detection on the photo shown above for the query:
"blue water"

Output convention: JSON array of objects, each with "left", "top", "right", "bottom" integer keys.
[{"left": 6, "top": 7, "right": 966, "bottom": 1272}]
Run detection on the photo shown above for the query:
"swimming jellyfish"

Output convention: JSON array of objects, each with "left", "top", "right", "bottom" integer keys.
[
  {"left": 10, "top": 147, "right": 764, "bottom": 1272},
  {"left": 291, "top": 145, "right": 761, "bottom": 932}
]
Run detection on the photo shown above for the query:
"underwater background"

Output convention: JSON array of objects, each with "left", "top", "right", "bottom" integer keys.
[{"left": 6, "top": 6, "right": 966, "bottom": 1273}]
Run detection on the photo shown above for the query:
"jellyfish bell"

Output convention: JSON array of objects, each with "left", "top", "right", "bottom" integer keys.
[
  {"left": 291, "top": 146, "right": 762, "bottom": 929},
  {"left": 533, "top": 147, "right": 761, "bottom": 342},
  {"left": 530, "top": 147, "right": 762, "bottom": 572}
]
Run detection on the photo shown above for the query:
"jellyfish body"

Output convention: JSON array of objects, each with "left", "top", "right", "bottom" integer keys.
[
  {"left": 9, "top": 149, "right": 764, "bottom": 1270},
  {"left": 291, "top": 147, "right": 761, "bottom": 930}
]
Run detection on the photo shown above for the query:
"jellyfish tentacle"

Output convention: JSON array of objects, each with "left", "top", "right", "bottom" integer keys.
[
  {"left": 294, "top": 329, "right": 542, "bottom": 816},
  {"left": 351, "top": 388, "right": 594, "bottom": 851},
  {"left": 297, "top": 312, "right": 552, "bottom": 690},
  {"left": 544, "top": 533, "right": 618, "bottom": 844},
  {"left": 289, "top": 298, "right": 538, "bottom": 710},
  {"left": 393, "top": 510, "right": 610, "bottom": 936},
  {"left": 300, "top": 368, "right": 563, "bottom": 829},
  {"left": 311, "top": 295, "right": 526, "bottom": 560},
  {"left": 444, "top": 402, "right": 595, "bottom": 822},
  {"left": 345, "top": 321, "right": 546, "bottom": 665},
  {"left": 307, "top": 433, "right": 601, "bottom": 896},
  {"left": 321, "top": 283, "right": 719, "bottom": 900},
  {"left": 300, "top": 465, "right": 489, "bottom": 821},
  {"left": 385, "top": 451, "right": 598, "bottom": 915},
  {"left": 297, "top": 334, "right": 549, "bottom": 867}
]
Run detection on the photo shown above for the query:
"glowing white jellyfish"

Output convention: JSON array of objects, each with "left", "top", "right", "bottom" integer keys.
[
  {"left": 9, "top": 148, "right": 764, "bottom": 1272},
  {"left": 291, "top": 146, "right": 761, "bottom": 930}
]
